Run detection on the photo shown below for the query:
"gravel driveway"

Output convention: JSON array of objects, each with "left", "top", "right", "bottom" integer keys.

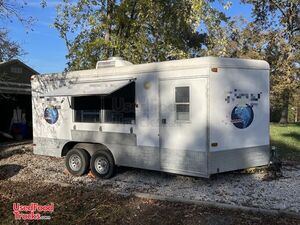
[{"left": 1, "top": 144, "right": 299, "bottom": 213}]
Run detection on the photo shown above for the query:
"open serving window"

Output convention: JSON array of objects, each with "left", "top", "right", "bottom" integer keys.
[{"left": 42, "top": 79, "right": 136, "bottom": 124}]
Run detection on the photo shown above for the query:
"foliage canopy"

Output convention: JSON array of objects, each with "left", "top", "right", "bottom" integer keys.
[{"left": 54, "top": 0, "right": 230, "bottom": 70}]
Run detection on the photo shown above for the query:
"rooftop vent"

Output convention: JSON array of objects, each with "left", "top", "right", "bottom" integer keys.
[{"left": 96, "top": 57, "right": 132, "bottom": 69}]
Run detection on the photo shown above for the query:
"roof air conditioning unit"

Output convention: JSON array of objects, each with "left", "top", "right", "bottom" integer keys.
[{"left": 96, "top": 57, "right": 132, "bottom": 69}]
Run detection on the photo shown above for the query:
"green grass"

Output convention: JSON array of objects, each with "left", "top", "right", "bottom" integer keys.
[{"left": 270, "top": 123, "right": 300, "bottom": 163}]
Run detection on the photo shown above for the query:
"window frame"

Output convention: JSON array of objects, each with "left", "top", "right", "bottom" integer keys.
[
  {"left": 10, "top": 66, "right": 23, "bottom": 74},
  {"left": 71, "top": 82, "right": 136, "bottom": 124},
  {"left": 72, "top": 96, "right": 101, "bottom": 123},
  {"left": 174, "top": 85, "right": 191, "bottom": 122}
]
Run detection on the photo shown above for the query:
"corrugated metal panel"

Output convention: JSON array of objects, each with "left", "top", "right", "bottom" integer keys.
[{"left": 0, "top": 81, "right": 31, "bottom": 95}]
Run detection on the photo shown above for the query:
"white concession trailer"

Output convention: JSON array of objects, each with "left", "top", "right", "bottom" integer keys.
[{"left": 31, "top": 57, "right": 270, "bottom": 178}]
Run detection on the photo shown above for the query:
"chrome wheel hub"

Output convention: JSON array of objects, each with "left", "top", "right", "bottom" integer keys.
[
  {"left": 95, "top": 157, "right": 109, "bottom": 174},
  {"left": 69, "top": 154, "right": 82, "bottom": 171}
]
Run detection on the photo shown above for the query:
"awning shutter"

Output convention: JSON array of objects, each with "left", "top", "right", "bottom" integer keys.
[{"left": 41, "top": 79, "right": 134, "bottom": 97}]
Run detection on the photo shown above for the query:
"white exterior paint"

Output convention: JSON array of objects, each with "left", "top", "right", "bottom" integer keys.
[
  {"left": 160, "top": 77, "right": 207, "bottom": 151},
  {"left": 209, "top": 68, "right": 269, "bottom": 152},
  {"left": 31, "top": 57, "right": 270, "bottom": 177}
]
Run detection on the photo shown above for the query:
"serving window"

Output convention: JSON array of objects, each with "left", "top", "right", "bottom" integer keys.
[
  {"left": 73, "top": 96, "right": 101, "bottom": 122},
  {"left": 73, "top": 82, "right": 135, "bottom": 124}
]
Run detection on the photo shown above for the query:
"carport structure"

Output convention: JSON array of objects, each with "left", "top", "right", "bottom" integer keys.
[{"left": 0, "top": 59, "right": 38, "bottom": 139}]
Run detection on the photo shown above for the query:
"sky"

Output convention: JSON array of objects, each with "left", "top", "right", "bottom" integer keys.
[{"left": 3, "top": 0, "right": 253, "bottom": 74}]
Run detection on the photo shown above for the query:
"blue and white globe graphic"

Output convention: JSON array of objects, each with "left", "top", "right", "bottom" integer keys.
[
  {"left": 231, "top": 104, "right": 254, "bottom": 129},
  {"left": 44, "top": 107, "right": 59, "bottom": 124}
]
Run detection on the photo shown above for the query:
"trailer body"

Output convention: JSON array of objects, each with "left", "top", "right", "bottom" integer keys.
[{"left": 31, "top": 57, "right": 270, "bottom": 177}]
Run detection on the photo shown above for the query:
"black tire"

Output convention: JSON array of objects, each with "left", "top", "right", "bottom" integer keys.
[
  {"left": 65, "top": 148, "right": 90, "bottom": 176},
  {"left": 90, "top": 151, "right": 115, "bottom": 179}
]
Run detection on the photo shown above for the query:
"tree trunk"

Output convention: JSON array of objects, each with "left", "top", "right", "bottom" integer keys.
[
  {"left": 279, "top": 92, "right": 289, "bottom": 124},
  {"left": 105, "top": 0, "right": 116, "bottom": 59}
]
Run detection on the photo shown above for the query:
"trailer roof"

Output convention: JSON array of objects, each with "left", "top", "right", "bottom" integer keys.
[{"left": 39, "top": 57, "right": 270, "bottom": 79}]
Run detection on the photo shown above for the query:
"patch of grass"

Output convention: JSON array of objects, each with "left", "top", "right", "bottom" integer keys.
[{"left": 270, "top": 123, "right": 300, "bottom": 163}]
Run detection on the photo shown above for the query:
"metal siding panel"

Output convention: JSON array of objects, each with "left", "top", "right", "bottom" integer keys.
[
  {"left": 33, "top": 137, "right": 210, "bottom": 177},
  {"left": 71, "top": 130, "right": 136, "bottom": 146},
  {"left": 135, "top": 73, "right": 160, "bottom": 147},
  {"left": 106, "top": 144, "right": 160, "bottom": 170},
  {"left": 208, "top": 145, "right": 270, "bottom": 174},
  {"left": 33, "top": 137, "right": 69, "bottom": 157},
  {"left": 209, "top": 68, "right": 269, "bottom": 151},
  {"left": 160, "top": 148, "right": 207, "bottom": 175}
]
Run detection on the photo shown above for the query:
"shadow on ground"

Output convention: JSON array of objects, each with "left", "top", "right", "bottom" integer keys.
[
  {"left": 282, "top": 132, "right": 300, "bottom": 141},
  {"left": 0, "top": 164, "right": 24, "bottom": 180},
  {"left": 271, "top": 139, "right": 300, "bottom": 163},
  {"left": 0, "top": 180, "right": 299, "bottom": 225}
]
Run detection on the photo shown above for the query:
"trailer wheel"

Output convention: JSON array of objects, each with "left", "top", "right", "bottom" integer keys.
[
  {"left": 90, "top": 151, "right": 115, "bottom": 179},
  {"left": 65, "top": 148, "right": 90, "bottom": 176}
]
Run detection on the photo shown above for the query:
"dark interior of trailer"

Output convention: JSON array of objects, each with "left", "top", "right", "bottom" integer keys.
[{"left": 72, "top": 82, "right": 135, "bottom": 124}]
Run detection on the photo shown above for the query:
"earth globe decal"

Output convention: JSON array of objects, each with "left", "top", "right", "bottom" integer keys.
[
  {"left": 44, "top": 106, "right": 59, "bottom": 124},
  {"left": 231, "top": 104, "right": 254, "bottom": 129}
]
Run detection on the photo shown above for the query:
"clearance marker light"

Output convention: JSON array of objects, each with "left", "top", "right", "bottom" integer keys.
[{"left": 211, "top": 68, "right": 218, "bottom": 72}]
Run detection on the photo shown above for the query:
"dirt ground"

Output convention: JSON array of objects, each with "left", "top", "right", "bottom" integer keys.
[{"left": 0, "top": 143, "right": 299, "bottom": 225}]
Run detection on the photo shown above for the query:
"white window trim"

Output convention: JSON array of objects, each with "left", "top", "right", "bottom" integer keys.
[
  {"left": 72, "top": 95, "right": 136, "bottom": 124},
  {"left": 174, "top": 85, "right": 191, "bottom": 122}
]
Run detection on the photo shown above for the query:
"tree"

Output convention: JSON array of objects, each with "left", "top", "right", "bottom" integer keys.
[
  {"left": 0, "top": 0, "right": 36, "bottom": 99},
  {"left": 54, "top": 0, "right": 229, "bottom": 70},
  {"left": 241, "top": 0, "right": 300, "bottom": 123},
  {"left": 203, "top": 11, "right": 299, "bottom": 123},
  {"left": 0, "top": 29, "right": 23, "bottom": 61},
  {"left": 0, "top": 0, "right": 32, "bottom": 61},
  {"left": 0, "top": 0, "right": 35, "bottom": 28}
]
